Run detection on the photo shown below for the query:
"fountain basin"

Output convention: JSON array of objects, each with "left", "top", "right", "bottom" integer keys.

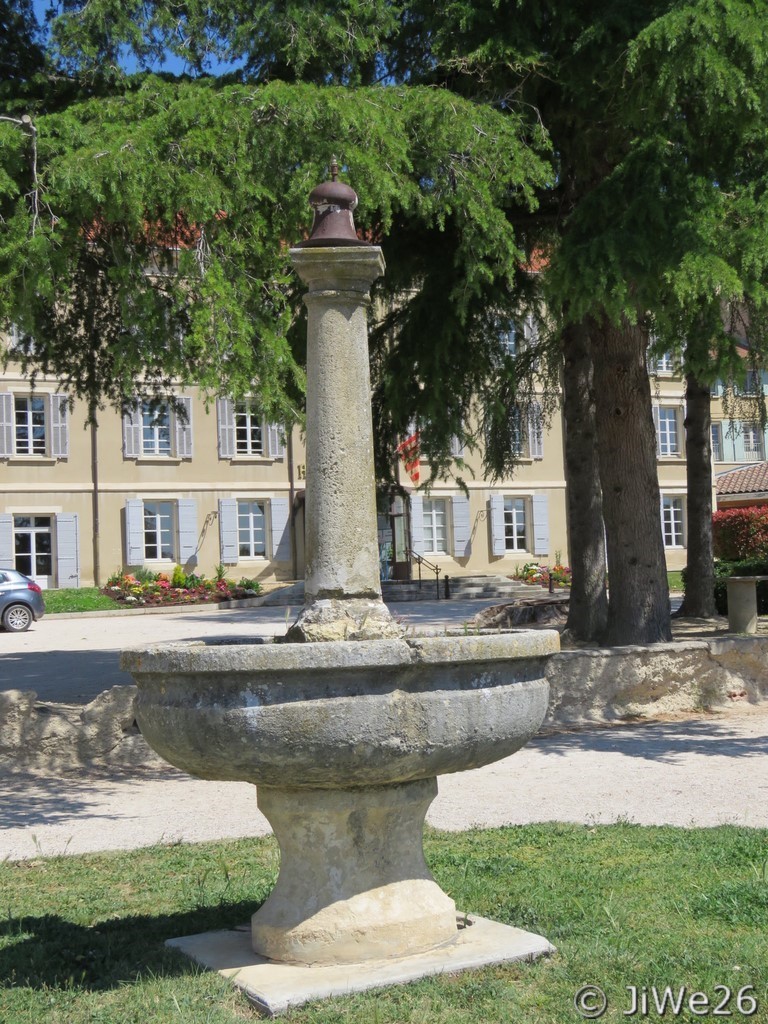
[
  {"left": 123, "top": 630, "right": 557, "bottom": 966},
  {"left": 123, "top": 631, "right": 557, "bottom": 788}
]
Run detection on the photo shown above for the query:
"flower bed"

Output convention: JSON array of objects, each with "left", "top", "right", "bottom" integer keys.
[
  {"left": 514, "top": 560, "right": 572, "bottom": 589},
  {"left": 103, "top": 568, "right": 262, "bottom": 608}
]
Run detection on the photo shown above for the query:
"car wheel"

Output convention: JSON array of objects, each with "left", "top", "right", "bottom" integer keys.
[{"left": 2, "top": 604, "right": 33, "bottom": 632}]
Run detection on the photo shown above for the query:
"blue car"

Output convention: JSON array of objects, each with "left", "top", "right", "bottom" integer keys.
[{"left": 0, "top": 568, "right": 46, "bottom": 632}]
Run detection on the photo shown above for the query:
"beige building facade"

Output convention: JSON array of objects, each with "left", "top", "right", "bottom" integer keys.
[{"left": 1, "top": 346, "right": 753, "bottom": 590}]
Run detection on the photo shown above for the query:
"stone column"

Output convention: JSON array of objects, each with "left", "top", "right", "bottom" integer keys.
[{"left": 287, "top": 246, "right": 401, "bottom": 642}]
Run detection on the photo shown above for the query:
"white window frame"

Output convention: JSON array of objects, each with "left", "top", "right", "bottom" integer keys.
[
  {"left": 142, "top": 500, "right": 176, "bottom": 561},
  {"left": 499, "top": 320, "right": 518, "bottom": 357},
  {"left": 12, "top": 513, "right": 54, "bottom": 584},
  {"left": 234, "top": 400, "right": 265, "bottom": 456},
  {"left": 422, "top": 498, "right": 449, "bottom": 555},
  {"left": 657, "top": 407, "right": 680, "bottom": 457},
  {"left": 655, "top": 352, "right": 675, "bottom": 374},
  {"left": 14, "top": 395, "right": 48, "bottom": 456},
  {"left": 742, "top": 422, "right": 764, "bottom": 462},
  {"left": 661, "top": 496, "right": 685, "bottom": 548},
  {"left": 503, "top": 496, "right": 528, "bottom": 551},
  {"left": 141, "top": 400, "right": 173, "bottom": 457},
  {"left": 237, "top": 499, "right": 268, "bottom": 558}
]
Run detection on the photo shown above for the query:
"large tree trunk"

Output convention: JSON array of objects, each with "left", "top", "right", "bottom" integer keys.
[
  {"left": 561, "top": 319, "right": 608, "bottom": 642},
  {"left": 591, "top": 314, "right": 672, "bottom": 644},
  {"left": 677, "top": 372, "right": 716, "bottom": 617}
]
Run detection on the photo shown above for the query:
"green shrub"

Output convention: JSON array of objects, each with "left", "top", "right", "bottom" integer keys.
[
  {"left": 237, "top": 577, "right": 262, "bottom": 593},
  {"left": 171, "top": 564, "right": 187, "bottom": 588},
  {"left": 711, "top": 559, "right": 768, "bottom": 614}
]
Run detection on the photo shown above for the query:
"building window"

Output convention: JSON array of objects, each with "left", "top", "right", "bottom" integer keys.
[
  {"left": 509, "top": 406, "right": 527, "bottom": 458},
  {"left": 739, "top": 370, "right": 760, "bottom": 396},
  {"left": 141, "top": 401, "right": 172, "bottom": 456},
  {"left": 661, "top": 497, "right": 684, "bottom": 547},
  {"left": 235, "top": 401, "right": 264, "bottom": 456},
  {"left": 143, "top": 501, "right": 175, "bottom": 560},
  {"left": 499, "top": 321, "right": 518, "bottom": 357},
  {"left": 711, "top": 423, "right": 723, "bottom": 462},
  {"left": 238, "top": 499, "right": 267, "bottom": 557},
  {"left": 743, "top": 422, "right": 763, "bottom": 462},
  {"left": 123, "top": 396, "right": 192, "bottom": 460},
  {"left": 422, "top": 499, "right": 448, "bottom": 554},
  {"left": 504, "top": 497, "right": 527, "bottom": 551},
  {"left": 657, "top": 407, "right": 680, "bottom": 456},
  {"left": 14, "top": 396, "right": 47, "bottom": 455},
  {"left": 655, "top": 352, "right": 675, "bottom": 374},
  {"left": 13, "top": 515, "right": 53, "bottom": 580}
]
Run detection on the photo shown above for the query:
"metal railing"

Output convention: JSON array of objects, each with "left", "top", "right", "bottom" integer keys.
[{"left": 407, "top": 549, "right": 442, "bottom": 599}]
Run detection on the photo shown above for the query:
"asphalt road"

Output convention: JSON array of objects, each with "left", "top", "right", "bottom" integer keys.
[{"left": 0, "top": 599, "right": 504, "bottom": 703}]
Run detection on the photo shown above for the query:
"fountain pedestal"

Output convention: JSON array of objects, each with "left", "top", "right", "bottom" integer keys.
[{"left": 252, "top": 780, "right": 456, "bottom": 964}]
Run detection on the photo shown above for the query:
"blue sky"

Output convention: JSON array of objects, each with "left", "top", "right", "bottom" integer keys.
[{"left": 32, "top": 0, "right": 242, "bottom": 77}]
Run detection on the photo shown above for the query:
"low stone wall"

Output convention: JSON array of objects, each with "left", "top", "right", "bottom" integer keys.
[
  {"left": 1, "top": 636, "right": 766, "bottom": 770},
  {"left": 0, "top": 687, "right": 163, "bottom": 772},
  {"left": 546, "top": 637, "right": 768, "bottom": 725}
]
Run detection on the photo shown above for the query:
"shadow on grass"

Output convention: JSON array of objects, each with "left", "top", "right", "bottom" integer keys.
[
  {"left": 533, "top": 717, "right": 768, "bottom": 763},
  {"left": 0, "top": 900, "right": 261, "bottom": 991}
]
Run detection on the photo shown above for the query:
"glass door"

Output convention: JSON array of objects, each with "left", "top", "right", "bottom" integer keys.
[{"left": 13, "top": 515, "right": 54, "bottom": 589}]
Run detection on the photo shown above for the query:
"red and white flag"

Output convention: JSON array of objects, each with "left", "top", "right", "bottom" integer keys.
[{"left": 396, "top": 431, "right": 421, "bottom": 485}]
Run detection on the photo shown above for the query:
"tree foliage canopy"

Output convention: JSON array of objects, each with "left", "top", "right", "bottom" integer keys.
[{"left": 0, "top": 72, "right": 550, "bottom": 462}]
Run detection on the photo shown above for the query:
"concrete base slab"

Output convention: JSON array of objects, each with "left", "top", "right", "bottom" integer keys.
[{"left": 167, "top": 914, "right": 555, "bottom": 1016}]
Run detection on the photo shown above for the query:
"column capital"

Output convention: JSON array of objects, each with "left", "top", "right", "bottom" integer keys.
[{"left": 289, "top": 245, "right": 385, "bottom": 295}]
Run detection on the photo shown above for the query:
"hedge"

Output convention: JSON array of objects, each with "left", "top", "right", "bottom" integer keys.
[
  {"left": 710, "top": 559, "right": 768, "bottom": 615},
  {"left": 712, "top": 507, "right": 768, "bottom": 560}
]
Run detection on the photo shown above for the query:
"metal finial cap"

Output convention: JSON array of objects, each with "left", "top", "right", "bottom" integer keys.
[{"left": 297, "top": 158, "right": 370, "bottom": 248}]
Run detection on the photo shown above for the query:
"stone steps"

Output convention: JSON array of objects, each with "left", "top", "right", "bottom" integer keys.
[{"left": 381, "top": 575, "right": 540, "bottom": 603}]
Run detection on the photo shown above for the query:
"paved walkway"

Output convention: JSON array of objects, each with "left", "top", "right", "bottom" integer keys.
[
  {"left": 2, "top": 703, "right": 766, "bottom": 861},
  {"left": 0, "top": 599, "right": 507, "bottom": 703}
]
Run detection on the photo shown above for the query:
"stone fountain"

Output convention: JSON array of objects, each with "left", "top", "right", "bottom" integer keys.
[{"left": 122, "top": 164, "right": 559, "bottom": 1015}]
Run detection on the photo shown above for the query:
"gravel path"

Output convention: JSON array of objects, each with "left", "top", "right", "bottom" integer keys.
[{"left": 2, "top": 703, "right": 766, "bottom": 861}]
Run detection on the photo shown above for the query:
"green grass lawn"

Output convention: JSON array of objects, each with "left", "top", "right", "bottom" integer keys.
[
  {"left": 42, "top": 587, "right": 117, "bottom": 614},
  {"left": 1, "top": 823, "right": 766, "bottom": 1023},
  {"left": 667, "top": 570, "right": 684, "bottom": 591}
]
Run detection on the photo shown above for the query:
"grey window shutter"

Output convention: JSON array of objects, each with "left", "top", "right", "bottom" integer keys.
[
  {"left": 450, "top": 434, "right": 465, "bottom": 458},
  {"left": 733, "top": 422, "right": 746, "bottom": 462},
  {"left": 175, "top": 396, "right": 193, "bottom": 458},
  {"left": 528, "top": 402, "right": 544, "bottom": 460},
  {"left": 489, "top": 494, "right": 506, "bottom": 556},
  {"left": 125, "top": 499, "right": 145, "bottom": 565},
  {"left": 267, "top": 423, "right": 286, "bottom": 460},
  {"left": 270, "top": 497, "right": 291, "bottom": 561},
  {"left": 0, "top": 513, "right": 13, "bottom": 569},
  {"left": 532, "top": 494, "right": 550, "bottom": 556},
  {"left": 123, "top": 401, "right": 142, "bottom": 458},
  {"left": 218, "top": 498, "right": 239, "bottom": 563},
  {"left": 50, "top": 394, "right": 69, "bottom": 458},
  {"left": 177, "top": 499, "right": 198, "bottom": 564},
  {"left": 55, "top": 513, "right": 79, "bottom": 587},
  {"left": 0, "top": 392, "right": 14, "bottom": 457},
  {"left": 217, "top": 399, "right": 235, "bottom": 458},
  {"left": 409, "top": 495, "right": 425, "bottom": 555},
  {"left": 724, "top": 425, "right": 737, "bottom": 461},
  {"left": 451, "top": 495, "right": 472, "bottom": 558}
]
